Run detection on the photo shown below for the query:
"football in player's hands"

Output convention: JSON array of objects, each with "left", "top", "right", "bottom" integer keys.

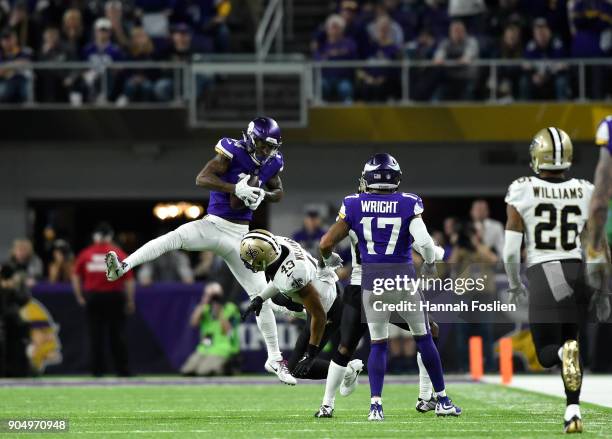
[{"left": 231, "top": 175, "right": 260, "bottom": 210}]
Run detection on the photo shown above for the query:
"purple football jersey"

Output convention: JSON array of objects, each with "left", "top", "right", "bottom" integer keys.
[
  {"left": 596, "top": 116, "right": 612, "bottom": 155},
  {"left": 207, "top": 137, "right": 284, "bottom": 221},
  {"left": 339, "top": 192, "right": 424, "bottom": 264}
]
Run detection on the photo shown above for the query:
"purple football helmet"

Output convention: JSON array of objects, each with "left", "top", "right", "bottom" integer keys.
[
  {"left": 359, "top": 153, "right": 402, "bottom": 192},
  {"left": 243, "top": 116, "right": 282, "bottom": 164}
]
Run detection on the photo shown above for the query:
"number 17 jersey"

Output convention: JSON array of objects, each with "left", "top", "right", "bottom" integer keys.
[
  {"left": 505, "top": 176, "right": 593, "bottom": 267},
  {"left": 338, "top": 192, "right": 424, "bottom": 264}
]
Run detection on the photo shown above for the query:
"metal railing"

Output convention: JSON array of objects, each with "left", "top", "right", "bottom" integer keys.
[
  {"left": 0, "top": 58, "right": 611, "bottom": 126},
  {"left": 254, "top": 0, "right": 284, "bottom": 60},
  {"left": 309, "top": 58, "right": 612, "bottom": 104}
]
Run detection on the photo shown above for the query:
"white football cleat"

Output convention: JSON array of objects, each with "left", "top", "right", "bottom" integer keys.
[
  {"left": 339, "top": 359, "right": 363, "bottom": 397},
  {"left": 105, "top": 251, "right": 127, "bottom": 281},
  {"left": 314, "top": 405, "right": 334, "bottom": 418},
  {"left": 265, "top": 359, "right": 297, "bottom": 386},
  {"left": 368, "top": 401, "right": 384, "bottom": 421}
]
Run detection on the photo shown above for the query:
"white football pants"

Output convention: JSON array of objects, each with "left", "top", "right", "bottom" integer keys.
[{"left": 124, "top": 214, "right": 282, "bottom": 361}]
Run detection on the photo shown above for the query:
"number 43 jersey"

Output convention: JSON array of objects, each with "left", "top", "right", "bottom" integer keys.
[
  {"left": 266, "top": 236, "right": 337, "bottom": 313},
  {"left": 338, "top": 192, "right": 424, "bottom": 264},
  {"left": 505, "top": 176, "right": 594, "bottom": 266}
]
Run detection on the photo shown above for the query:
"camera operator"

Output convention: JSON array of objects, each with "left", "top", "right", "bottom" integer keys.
[{"left": 0, "top": 263, "right": 32, "bottom": 377}]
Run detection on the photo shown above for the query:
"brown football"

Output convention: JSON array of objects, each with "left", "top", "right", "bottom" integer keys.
[{"left": 230, "top": 175, "right": 260, "bottom": 209}]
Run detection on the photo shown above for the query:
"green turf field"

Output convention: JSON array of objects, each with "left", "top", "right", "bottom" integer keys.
[{"left": 1, "top": 382, "right": 611, "bottom": 438}]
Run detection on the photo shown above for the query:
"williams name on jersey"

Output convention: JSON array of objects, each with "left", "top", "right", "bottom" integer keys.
[{"left": 505, "top": 176, "right": 594, "bottom": 266}]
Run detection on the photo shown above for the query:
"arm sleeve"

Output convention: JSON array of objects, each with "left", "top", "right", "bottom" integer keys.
[
  {"left": 413, "top": 242, "right": 445, "bottom": 261},
  {"left": 502, "top": 230, "right": 523, "bottom": 289},
  {"left": 259, "top": 282, "right": 281, "bottom": 301},
  {"left": 409, "top": 217, "right": 435, "bottom": 264}
]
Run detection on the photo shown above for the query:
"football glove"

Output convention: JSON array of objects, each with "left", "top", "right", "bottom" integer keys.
[
  {"left": 585, "top": 246, "right": 611, "bottom": 293},
  {"left": 292, "top": 344, "right": 320, "bottom": 378},
  {"left": 247, "top": 188, "right": 265, "bottom": 211},
  {"left": 322, "top": 252, "right": 344, "bottom": 270},
  {"left": 234, "top": 175, "right": 262, "bottom": 204},
  {"left": 241, "top": 296, "right": 264, "bottom": 321},
  {"left": 589, "top": 291, "right": 611, "bottom": 322},
  {"left": 421, "top": 262, "right": 438, "bottom": 278},
  {"left": 507, "top": 283, "right": 528, "bottom": 306}
]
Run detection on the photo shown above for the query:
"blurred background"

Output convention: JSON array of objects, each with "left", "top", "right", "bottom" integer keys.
[{"left": 0, "top": 0, "right": 611, "bottom": 378}]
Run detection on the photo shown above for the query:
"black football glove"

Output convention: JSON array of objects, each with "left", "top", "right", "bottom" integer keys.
[
  {"left": 292, "top": 344, "right": 320, "bottom": 378},
  {"left": 241, "top": 296, "right": 264, "bottom": 321}
]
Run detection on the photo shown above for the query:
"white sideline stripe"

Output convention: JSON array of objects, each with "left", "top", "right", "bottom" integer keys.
[{"left": 482, "top": 374, "right": 612, "bottom": 408}]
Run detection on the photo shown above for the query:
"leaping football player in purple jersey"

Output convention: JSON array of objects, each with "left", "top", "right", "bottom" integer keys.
[
  {"left": 318, "top": 153, "right": 461, "bottom": 420},
  {"left": 104, "top": 116, "right": 298, "bottom": 385}
]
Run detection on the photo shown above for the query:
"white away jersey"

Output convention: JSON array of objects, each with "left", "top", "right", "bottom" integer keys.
[
  {"left": 348, "top": 230, "right": 363, "bottom": 286},
  {"left": 271, "top": 236, "right": 337, "bottom": 313},
  {"left": 505, "top": 176, "right": 594, "bottom": 266}
]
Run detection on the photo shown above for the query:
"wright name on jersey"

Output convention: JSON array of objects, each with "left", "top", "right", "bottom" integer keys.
[
  {"left": 267, "top": 236, "right": 337, "bottom": 313},
  {"left": 505, "top": 176, "right": 594, "bottom": 266}
]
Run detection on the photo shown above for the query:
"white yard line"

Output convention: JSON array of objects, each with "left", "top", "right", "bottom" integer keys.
[{"left": 482, "top": 374, "right": 612, "bottom": 408}]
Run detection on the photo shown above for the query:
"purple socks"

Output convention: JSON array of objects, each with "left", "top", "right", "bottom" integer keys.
[
  {"left": 368, "top": 341, "right": 388, "bottom": 397},
  {"left": 415, "top": 333, "right": 446, "bottom": 393}
]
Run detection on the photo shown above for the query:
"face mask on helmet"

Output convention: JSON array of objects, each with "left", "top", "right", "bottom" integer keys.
[{"left": 243, "top": 119, "right": 282, "bottom": 165}]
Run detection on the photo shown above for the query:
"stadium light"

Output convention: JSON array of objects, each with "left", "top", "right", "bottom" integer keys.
[{"left": 153, "top": 202, "right": 204, "bottom": 220}]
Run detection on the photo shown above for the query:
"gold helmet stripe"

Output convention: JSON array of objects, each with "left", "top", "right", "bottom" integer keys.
[
  {"left": 244, "top": 230, "right": 281, "bottom": 255},
  {"left": 547, "top": 127, "right": 562, "bottom": 166}
]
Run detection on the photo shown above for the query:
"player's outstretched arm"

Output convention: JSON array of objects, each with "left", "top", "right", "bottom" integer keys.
[
  {"left": 409, "top": 215, "right": 436, "bottom": 264},
  {"left": 263, "top": 173, "right": 284, "bottom": 203},
  {"left": 298, "top": 282, "right": 326, "bottom": 347},
  {"left": 503, "top": 204, "right": 527, "bottom": 303},
  {"left": 291, "top": 282, "right": 327, "bottom": 378},
  {"left": 588, "top": 149, "right": 612, "bottom": 256},
  {"left": 195, "top": 154, "right": 235, "bottom": 193},
  {"left": 320, "top": 219, "right": 349, "bottom": 259}
]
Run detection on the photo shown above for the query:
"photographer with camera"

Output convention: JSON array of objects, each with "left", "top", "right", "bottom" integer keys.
[
  {"left": 0, "top": 263, "right": 32, "bottom": 377},
  {"left": 180, "top": 282, "right": 240, "bottom": 376}
]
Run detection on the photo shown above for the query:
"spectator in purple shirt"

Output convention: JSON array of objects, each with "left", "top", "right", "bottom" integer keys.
[
  {"left": 356, "top": 14, "right": 401, "bottom": 102},
  {"left": 520, "top": 18, "right": 569, "bottom": 101},
  {"left": 312, "top": 1, "right": 369, "bottom": 58},
  {"left": 314, "top": 14, "right": 357, "bottom": 103},
  {"left": 77, "top": 18, "right": 124, "bottom": 103},
  {"left": 0, "top": 27, "right": 31, "bottom": 103}
]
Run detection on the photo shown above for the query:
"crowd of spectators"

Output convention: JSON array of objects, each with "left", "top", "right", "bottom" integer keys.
[
  {"left": 0, "top": 0, "right": 232, "bottom": 104},
  {"left": 312, "top": 0, "right": 612, "bottom": 103}
]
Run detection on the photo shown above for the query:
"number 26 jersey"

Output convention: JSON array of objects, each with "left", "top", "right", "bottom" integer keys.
[{"left": 505, "top": 176, "right": 593, "bottom": 266}]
